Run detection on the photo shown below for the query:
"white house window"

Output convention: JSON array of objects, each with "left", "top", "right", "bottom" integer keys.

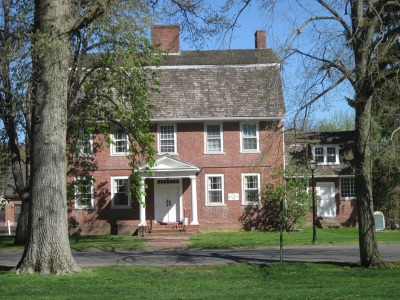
[
  {"left": 75, "top": 176, "right": 94, "bottom": 209},
  {"left": 76, "top": 129, "right": 93, "bottom": 156},
  {"left": 205, "top": 124, "right": 223, "bottom": 152},
  {"left": 111, "top": 129, "right": 129, "bottom": 155},
  {"left": 206, "top": 175, "right": 224, "bottom": 205},
  {"left": 242, "top": 174, "right": 260, "bottom": 204},
  {"left": 159, "top": 124, "right": 176, "bottom": 153},
  {"left": 340, "top": 178, "right": 356, "bottom": 199},
  {"left": 241, "top": 123, "right": 259, "bottom": 152},
  {"left": 111, "top": 177, "right": 131, "bottom": 208},
  {"left": 312, "top": 145, "right": 339, "bottom": 165}
]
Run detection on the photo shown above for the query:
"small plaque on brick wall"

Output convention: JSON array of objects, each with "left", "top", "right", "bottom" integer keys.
[{"left": 228, "top": 193, "right": 239, "bottom": 201}]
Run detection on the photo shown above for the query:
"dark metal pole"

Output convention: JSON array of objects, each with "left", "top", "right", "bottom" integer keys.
[{"left": 312, "top": 170, "right": 317, "bottom": 244}]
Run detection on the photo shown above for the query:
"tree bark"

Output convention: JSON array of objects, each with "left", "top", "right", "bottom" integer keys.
[
  {"left": 354, "top": 94, "right": 384, "bottom": 267},
  {"left": 15, "top": 0, "right": 80, "bottom": 274}
]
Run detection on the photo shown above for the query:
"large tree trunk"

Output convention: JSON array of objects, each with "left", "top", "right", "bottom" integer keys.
[
  {"left": 15, "top": 0, "right": 80, "bottom": 274},
  {"left": 354, "top": 94, "right": 384, "bottom": 267}
]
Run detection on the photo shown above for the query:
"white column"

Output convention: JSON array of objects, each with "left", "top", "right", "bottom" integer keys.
[
  {"left": 190, "top": 176, "right": 199, "bottom": 225},
  {"left": 138, "top": 178, "right": 147, "bottom": 226}
]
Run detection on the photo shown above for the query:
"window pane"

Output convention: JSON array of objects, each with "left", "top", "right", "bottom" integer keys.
[
  {"left": 207, "top": 125, "right": 221, "bottom": 151},
  {"left": 327, "top": 147, "right": 337, "bottom": 163},
  {"left": 77, "top": 129, "right": 92, "bottom": 155},
  {"left": 244, "top": 175, "right": 259, "bottom": 203},
  {"left": 160, "top": 125, "right": 175, "bottom": 153},
  {"left": 114, "top": 130, "right": 128, "bottom": 153},
  {"left": 242, "top": 124, "right": 257, "bottom": 150},
  {"left": 76, "top": 177, "right": 93, "bottom": 207},
  {"left": 340, "top": 178, "right": 356, "bottom": 198},
  {"left": 207, "top": 176, "right": 223, "bottom": 204},
  {"left": 314, "top": 147, "right": 324, "bottom": 163}
]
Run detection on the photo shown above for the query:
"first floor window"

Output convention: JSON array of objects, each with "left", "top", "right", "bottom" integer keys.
[
  {"left": 75, "top": 176, "right": 94, "bottom": 208},
  {"left": 112, "top": 177, "right": 130, "bottom": 208},
  {"left": 206, "top": 175, "right": 224, "bottom": 205},
  {"left": 242, "top": 174, "right": 260, "bottom": 204},
  {"left": 340, "top": 178, "right": 356, "bottom": 199},
  {"left": 14, "top": 204, "right": 21, "bottom": 221}
]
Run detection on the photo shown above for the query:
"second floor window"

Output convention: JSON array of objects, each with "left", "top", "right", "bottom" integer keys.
[
  {"left": 205, "top": 124, "right": 223, "bottom": 152},
  {"left": 159, "top": 124, "right": 176, "bottom": 153},
  {"left": 241, "top": 123, "right": 259, "bottom": 152},
  {"left": 111, "top": 129, "right": 129, "bottom": 155},
  {"left": 76, "top": 129, "right": 93, "bottom": 156},
  {"left": 75, "top": 176, "right": 94, "bottom": 209},
  {"left": 312, "top": 145, "right": 339, "bottom": 165}
]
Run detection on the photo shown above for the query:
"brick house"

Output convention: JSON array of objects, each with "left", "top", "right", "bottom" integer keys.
[
  {"left": 284, "top": 131, "right": 357, "bottom": 226},
  {"left": 68, "top": 25, "right": 286, "bottom": 235}
]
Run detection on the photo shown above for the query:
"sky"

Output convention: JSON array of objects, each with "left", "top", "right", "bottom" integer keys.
[{"left": 179, "top": 1, "right": 354, "bottom": 128}]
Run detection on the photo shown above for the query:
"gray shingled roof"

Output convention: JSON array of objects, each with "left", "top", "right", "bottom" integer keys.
[{"left": 150, "top": 49, "right": 285, "bottom": 120}]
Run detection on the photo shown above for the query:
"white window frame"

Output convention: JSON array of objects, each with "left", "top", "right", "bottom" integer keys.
[
  {"left": 111, "top": 176, "right": 131, "bottom": 208},
  {"left": 76, "top": 128, "right": 93, "bottom": 157},
  {"left": 158, "top": 124, "right": 177, "bottom": 154},
  {"left": 74, "top": 176, "right": 94, "bottom": 209},
  {"left": 340, "top": 177, "right": 356, "bottom": 200},
  {"left": 205, "top": 174, "right": 225, "bottom": 206},
  {"left": 240, "top": 122, "right": 259, "bottom": 152},
  {"left": 311, "top": 145, "right": 339, "bottom": 165},
  {"left": 110, "top": 129, "right": 129, "bottom": 156},
  {"left": 204, "top": 123, "right": 223, "bottom": 153},
  {"left": 242, "top": 173, "right": 261, "bottom": 205}
]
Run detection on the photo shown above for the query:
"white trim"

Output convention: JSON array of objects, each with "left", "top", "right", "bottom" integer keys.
[
  {"left": 74, "top": 176, "right": 94, "bottom": 209},
  {"left": 204, "top": 123, "right": 224, "bottom": 153},
  {"left": 205, "top": 174, "right": 225, "bottom": 206},
  {"left": 158, "top": 123, "right": 177, "bottom": 155},
  {"left": 111, "top": 176, "right": 131, "bottom": 209},
  {"left": 240, "top": 122, "right": 260, "bottom": 153},
  {"left": 76, "top": 129, "right": 93, "bottom": 157},
  {"left": 154, "top": 178, "right": 181, "bottom": 223},
  {"left": 242, "top": 173, "right": 261, "bottom": 205}
]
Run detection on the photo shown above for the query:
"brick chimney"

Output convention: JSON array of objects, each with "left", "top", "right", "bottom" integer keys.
[
  {"left": 255, "top": 30, "right": 266, "bottom": 49},
  {"left": 151, "top": 25, "right": 180, "bottom": 53}
]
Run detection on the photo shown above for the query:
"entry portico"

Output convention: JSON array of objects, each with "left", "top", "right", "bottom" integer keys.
[{"left": 138, "top": 155, "right": 201, "bottom": 226}]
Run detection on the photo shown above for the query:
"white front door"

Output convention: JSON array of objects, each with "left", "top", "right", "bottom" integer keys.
[
  {"left": 155, "top": 180, "right": 180, "bottom": 223},
  {"left": 316, "top": 182, "right": 336, "bottom": 217}
]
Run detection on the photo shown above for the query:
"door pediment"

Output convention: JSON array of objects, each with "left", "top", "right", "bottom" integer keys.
[{"left": 139, "top": 155, "right": 201, "bottom": 178}]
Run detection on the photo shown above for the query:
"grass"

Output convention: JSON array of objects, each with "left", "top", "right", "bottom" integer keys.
[
  {"left": 0, "top": 234, "right": 147, "bottom": 251},
  {"left": 188, "top": 227, "right": 400, "bottom": 249},
  {"left": 1, "top": 263, "right": 400, "bottom": 299},
  {"left": 1, "top": 227, "right": 399, "bottom": 251}
]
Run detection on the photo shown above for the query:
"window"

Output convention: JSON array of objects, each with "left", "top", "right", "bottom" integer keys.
[
  {"left": 111, "top": 129, "right": 129, "bottom": 155},
  {"left": 76, "top": 129, "right": 93, "bottom": 156},
  {"left": 242, "top": 174, "right": 260, "bottom": 204},
  {"left": 14, "top": 204, "right": 21, "bottom": 222},
  {"left": 159, "top": 124, "right": 176, "bottom": 153},
  {"left": 111, "top": 177, "right": 131, "bottom": 208},
  {"left": 241, "top": 122, "right": 259, "bottom": 152},
  {"left": 340, "top": 178, "right": 356, "bottom": 199},
  {"left": 206, "top": 175, "right": 224, "bottom": 205},
  {"left": 205, "top": 124, "right": 223, "bottom": 152},
  {"left": 75, "top": 176, "right": 94, "bottom": 209},
  {"left": 312, "top": 145, "right": 339, "bottom": 165}
]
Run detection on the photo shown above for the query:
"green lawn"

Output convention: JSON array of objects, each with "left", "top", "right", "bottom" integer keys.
[
  {"left": 1, "top": 227, "right": 399, "bottom": 251},
  {"left": 188, "top": 227, "right": 400, "bottom": 248},
  {"left": 1, "top": 263, "right": 400, "bottom": 299}
]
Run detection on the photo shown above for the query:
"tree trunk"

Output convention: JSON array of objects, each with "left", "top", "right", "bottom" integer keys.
[
  {"left": 354, "top": 94, "right": 384, "bottom": 267},
  {"left": 14, "top": 197, "right": 29, "bottom": 245},
  {"left": 15, "top": 0, "right": 80, "bottom": 274}
]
